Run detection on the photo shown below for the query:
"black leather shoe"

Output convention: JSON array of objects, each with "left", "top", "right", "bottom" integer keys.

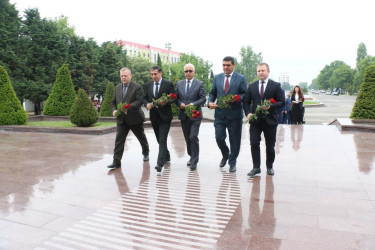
[
  {"left": 107, "top": 162, "right": 121, "bottom": 169},
  {"left": 143, "top": 155, "right": 149, "bottom": 161},
  {"left": 219, "top": 158, "right": 227, "bottom": 168},
  {"left": 187, "top": 159, "right": 191, "bottom": 166},
  {"left": 247, "top": 168, "right": 261, "bottom": 177},
  {"left": 229, "top": 165, "right": 236, "bottom": 172},
  {"left": 190, "top": 163, "right": 197, "bottom": 171},
  {"left": 267, "top": 168, "right": 275, "bottom": 175},
  {"left": 155, "top": 165, "right": 163, "bottom": 172}
]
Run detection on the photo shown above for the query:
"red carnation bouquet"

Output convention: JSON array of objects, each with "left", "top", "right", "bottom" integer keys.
[
  {"left": 116, "top": 102, "right": 131, "bottom": 116},
  {"left": 217, "top": 94, "right": 241, "bottom": 109},
  {"left": 152, "top": 93, "right": 177, "bottom": 108},
  {"left": 185, "top": 105, "right": 202, "bottom": 119},
  {"left": 244, "top": 98, "right": 277, "bottom": 123}
]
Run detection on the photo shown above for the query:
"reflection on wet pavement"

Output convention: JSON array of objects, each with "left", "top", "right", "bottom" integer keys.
[{"left": 1, "top": 123, "right": 375, "bottom": 249}]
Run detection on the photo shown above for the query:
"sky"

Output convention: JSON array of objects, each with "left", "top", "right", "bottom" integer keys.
[{"left": 9, "top": 0, "right": 375, "bottom": 85}]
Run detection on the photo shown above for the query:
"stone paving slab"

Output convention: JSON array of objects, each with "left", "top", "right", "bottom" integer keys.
[{"left": 1, "top": 123, "right": 375, "bottom": 249}]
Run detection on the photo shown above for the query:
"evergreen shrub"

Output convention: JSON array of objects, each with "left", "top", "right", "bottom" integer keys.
[
  {"left": 43, "top": 63, "right": 76, "bottom": 116},
  {"left": 0, "top": 65, "right": 28, "bottom": 125},
  {"left": 351, "top": 65, "right": 375, "bottom": 119},
  {"left": 70, "top": 89, "right": 98, "bottom": 127},
  {"left": 99, "top": 81, "right": 114, "bottom": 117}
]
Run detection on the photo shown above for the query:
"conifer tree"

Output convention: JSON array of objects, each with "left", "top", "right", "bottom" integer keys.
[
  {"left": 99, "top": 81, "right": 114, "bottom": 117},
  {"left": 43, "top": 63, "right": 76, "bottom": 116},
  {"left": 351, "top": 65, "right": 375, "bottom": 119},
  {"left": 70, "top": 88, "right": 98, "bottom": 127},
  {"left": 0, "top": 65, "right": 27, "bottom": 125}
]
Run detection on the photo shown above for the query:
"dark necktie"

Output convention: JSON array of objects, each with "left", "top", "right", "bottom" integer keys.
[
  {"left": 260, "top": 81, "right": 265, "bottom": 99},
  {"left": 186, "top": 80, "right": 190, "bottom": 95},
  {"left": 155, "top": 82, "right": 159, "bottom": 97},
  {"left": 122, "top": 84, "right": 128, "bottom": 100},
  {"left": 224, "top": 75, "right": 230, "bottom": 94}
]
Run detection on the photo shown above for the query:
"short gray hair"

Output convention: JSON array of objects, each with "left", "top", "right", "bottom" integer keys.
[
  {"left": 120, "top": 67, "right": 131, "bottom": 74},
  {"left": 184, "top": 63, "right": 195, "bottom": 71}
]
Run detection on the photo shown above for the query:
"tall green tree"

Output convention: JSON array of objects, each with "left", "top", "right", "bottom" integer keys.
[
  {"left": 351, "top": 65, "right": 375, "bottom": 119},
  {"left": 95, "top": 42, "right": 127, "bottom": 100},
  {"left": 356, "top": 42, "right": 367, "bottom": 70},
  {"left": 353, "top": 56, "right": 375, "bottom": 93},
  {"left": 20, "top": 8, "right": 69, "bottom": 107},
  {"left": 0, "top": 65, "right": 27, "bottom": 125},
  {"left": 128, "top": 56, "right": 153, "bottom": 87},
  {"left": 43, "top": 64, "right": 76, "bottom": 116},
  {"left": 68, "top": 37, "right": 99, "bottom": 94},
  {"left": 0, "top": 0, "right": 27, "bottom": 101},
  {"left": 309, "top": 78, "right": 319, "bottom": 90},
  {"left": 329, "top": 64, "right": 354, "bottom": 90},
  {"left": 157, "top": 54, "right": 162, "bottom": 70},
  {"left": 235, "top": 45, "right": 263, "bottom": 83},
  {"left": 317, "top": 61, "right": 345, "bottom": 90}
]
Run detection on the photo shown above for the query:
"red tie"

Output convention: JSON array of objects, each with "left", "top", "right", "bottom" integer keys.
[
  {"left": 260, "top": 81, "right": 265, "bottom": 99},
  {"left": 224, "top": 75, "right": 230, "bottom": 94}
]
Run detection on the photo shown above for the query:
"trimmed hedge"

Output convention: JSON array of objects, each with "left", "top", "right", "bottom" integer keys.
[
  {"left": 99, "top": 81, "right": 114, "bottom": 117},
  {"left": 0, "top": 65, "right": 27, "bottom": 125},
  {"left": 351, "top": 65, "right": 375, "bottom": 119},
  {"left": 70, "top": 88, "right": 98, "bottom": 127},
  {"left": 43, "top": 64, "right": 76, "bottom": 116}
]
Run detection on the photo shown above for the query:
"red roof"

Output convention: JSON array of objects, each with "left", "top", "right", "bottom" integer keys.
[{"left": 117, "top": 40, "right": 182, "bottom": 55}]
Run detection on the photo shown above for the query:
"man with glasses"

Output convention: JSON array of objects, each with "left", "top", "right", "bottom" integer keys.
[
  {"left": 175, "top": 63, "right": 206, "bottom": 171},
  {"left": 208, "top": 56, "right": 247, "bottom": 172},
  {"left": 143, "top": 66, "right": 174, "bottom": 172}
]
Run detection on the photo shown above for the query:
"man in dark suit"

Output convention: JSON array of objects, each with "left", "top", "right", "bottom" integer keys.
[
  {"left": 143, "top": 66, "right": 174, "bottom": 172},
  {"left": 175, "top": 63, "right": 206, "bottom": 171},
  {"left": 244, "top": 63, "right": 285, "bottom": 176},
  {"left": 107, "top": 67, "right": 149, "bottom": 169},
  {"left": 208, "top": 56, "right": 247, "bottom": 172}
]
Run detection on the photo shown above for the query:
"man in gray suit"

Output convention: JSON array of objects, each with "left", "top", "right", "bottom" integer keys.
[
  {"left": 175, "top": 63, "right": 206, "bottom": 171},
  {"left": 208, "top": 56, "right": 247, "bottom": 172},
  {"left": 107, "top": 67, "right": 149, "bottom": 169}
]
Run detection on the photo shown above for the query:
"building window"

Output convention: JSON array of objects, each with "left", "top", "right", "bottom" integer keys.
[
  {"left": 154, "top": 54, "right": 157, "bottom": 63},
  {"left": 138, "top": 52, "right": 140, "bottom": 56}
]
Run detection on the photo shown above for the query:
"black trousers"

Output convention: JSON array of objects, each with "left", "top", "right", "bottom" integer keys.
[
  {"left": 151, "top": 119, "right": 171, "bottom": 166},
  {"left": 249, "top": 121, "right": 277, "bottom": 169},
  {"left": 181, "top": 118, "right": 201, "bottom": 164},
  {"left": 113, "top": 122, "right": 149, "bottom": 163}
]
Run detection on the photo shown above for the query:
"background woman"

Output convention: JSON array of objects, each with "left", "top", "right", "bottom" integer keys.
[{"left": 291, "top": 86, "right": 304, "bottom": 124}]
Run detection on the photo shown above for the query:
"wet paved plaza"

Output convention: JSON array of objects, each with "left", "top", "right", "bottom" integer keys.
[{"left": 1, "top": 123, "right": 375, "bottom": 249}]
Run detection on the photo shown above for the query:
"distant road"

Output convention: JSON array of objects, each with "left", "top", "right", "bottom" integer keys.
[{"left": 305, "top": 93, "right": 356, "bottom": 125}]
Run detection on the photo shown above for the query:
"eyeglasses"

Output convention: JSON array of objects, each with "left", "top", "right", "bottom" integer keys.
[
  {"left": 184, "top": 70, "right": 194, "bottom": 73},
  {"left": 223, "top": 64, "right": 232, "bottom": 67}
]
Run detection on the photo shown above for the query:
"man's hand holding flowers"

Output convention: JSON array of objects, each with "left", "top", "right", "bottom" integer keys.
[{"left": 244, "top": 98, "right": 277, "bottom": 124}]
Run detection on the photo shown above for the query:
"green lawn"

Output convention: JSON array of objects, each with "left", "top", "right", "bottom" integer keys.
[
  {"left": 26, "top": 121, "right": 116, "bottom": 128},
  {"left": 304, "top": 101, "right": 320, "bottom": 105}
]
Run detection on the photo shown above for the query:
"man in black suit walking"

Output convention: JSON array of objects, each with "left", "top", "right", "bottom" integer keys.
[
  {"left": 107, "top": 67, "right": 149, "bottom": 169},
  {"left": 244, "top": 63, "right": 285, "bottom": 176},
  {"left": 143, "top": 66, "right": 175, "bottom": 172},
  {"left": 175, "top": 63, "right": 206, "bottom": 171}
]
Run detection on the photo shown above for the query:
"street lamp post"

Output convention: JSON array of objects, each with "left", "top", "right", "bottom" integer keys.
[{"left": 165, "top": 42, "right": 171, "bottom": 80}]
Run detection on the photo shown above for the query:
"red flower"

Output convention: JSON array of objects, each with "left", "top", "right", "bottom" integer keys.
[
  {"left": 123, "top": 103, "right": 131, "bottom": 109},
  {"left": 192, "top": 114, "right": 197, "bottom": 118},
  {"left": 170, "top": 93, "right": 177, "bottom": 99},
  {"left": 233, "top": 95, "right": 241, "bottom": 102},
  {"left": 193, "top": 110, "right": 198, "bottom": 114},
  {"left": 270, "top": 98, "right": 276, "bottom": 104},
  {"left": 197, "top": 112, "right": 201, "bottom": 117}
]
